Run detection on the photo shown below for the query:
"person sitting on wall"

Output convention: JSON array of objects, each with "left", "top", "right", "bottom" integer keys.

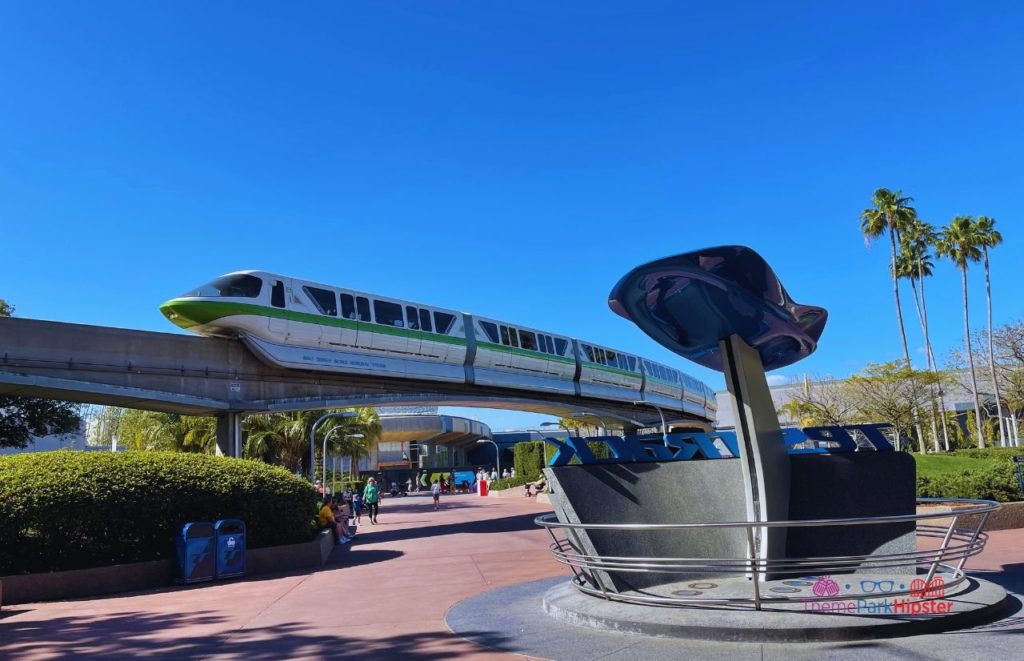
[
  {"left": 524, "top": 478, "right": 546, "bottom": 497},
  {"left": 318, "top": 496, "right": 353, "bottom": 545}
]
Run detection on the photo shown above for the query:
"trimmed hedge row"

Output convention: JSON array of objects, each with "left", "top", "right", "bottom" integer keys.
[
  {"left": 0, "top": 451, "right": 319, "bottom": 574},
  {"left": 917, "top": 462, "right": 1022, "bottom": 502}
]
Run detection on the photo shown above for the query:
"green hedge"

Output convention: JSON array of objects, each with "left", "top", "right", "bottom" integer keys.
[
  {"left": 489, "top": 475, "right": 534, "bottom": 491},
  {"left": 917, "top": 462, "right": 1022, "bottom": 502},
  {"left": 514, "top": 442, "right": 545, "bottom": 480},
  {"left": 0, "top": 451, "right": 319, "bottom": 574}
]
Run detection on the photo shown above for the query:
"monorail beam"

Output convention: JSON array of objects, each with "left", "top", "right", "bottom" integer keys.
[{"left": 0, "top": 317, "right": 705, "bottom": 429}]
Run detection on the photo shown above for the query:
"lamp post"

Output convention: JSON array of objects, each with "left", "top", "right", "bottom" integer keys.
[
  {"left": 476, "top": 438, "right": 500, "bottom": 480},
  {"left": 633, "top": 400, "right": 669, "bottom": 448},
  {"left": 310, "top": 411, "right": 357, "bottom": 484}
]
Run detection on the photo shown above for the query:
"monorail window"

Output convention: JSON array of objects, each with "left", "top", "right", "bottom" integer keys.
[
  {"left": 583, "top": 345, "right": 595, "bottom": 362},
  {"left": 544, "top": 335, "right": 555, "bottom": 354},
  {"left": 500, "top": 326, "right": 519, "bottom": 348},
  {"left": 627, "top": 356, "right": 637, "bottom": 371},
  {"left": 188, "top": 274, "right": 263, "bottom": 299},
  {"left": 340, "top": 294, "right": 355, "bottom": 320},
  {"left": 419, "top": 309, "right": 433, "bottom": 332},
  {"left": 520, "top": 330, "right": 538, "bottom": 351},
  {"left": 356, "top": 296, "right": 371, "bottom": 322},
  {"left": 434, "top": 311, "right": 455, "bottom": 334},
  {"left": 605, "top": 350, "right": 617, "bottom": 366},
  {"left": 479, "top": 320, "right": 499, "bottom": 343},
  {"left": 375, "top": 300, "right": 404, "bottom": 327},
  {"left": 271, "top": 280, "right": 285, "bottom": 308},
  {"left": 555, "top": 338, "right": 567, "bottom": 355},
  {"left": 405, "top": 306, "right": 419, "bottom": 329},
  {"left": 304, "top": 286, "right": 337, "bottom": 316}
]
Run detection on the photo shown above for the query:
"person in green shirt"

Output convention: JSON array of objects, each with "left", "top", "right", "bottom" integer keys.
[{"left": 363, "top": 477, "right": 380, "bottom": 524}]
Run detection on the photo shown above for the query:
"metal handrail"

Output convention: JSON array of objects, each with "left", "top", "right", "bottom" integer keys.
[
  {"left": 534, "top": 498, "right": 998, "bottom": 531},
  {"left": 536, "top": 498, "right": 999, "bottom": 610}
]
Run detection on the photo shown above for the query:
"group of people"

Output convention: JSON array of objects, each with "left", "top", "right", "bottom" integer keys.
[
  {"left": 475, "top": 466, "right": 513, "bottom": 484},
  {"left": 317, "top": 476, "right": 383, "bottom": 545}
]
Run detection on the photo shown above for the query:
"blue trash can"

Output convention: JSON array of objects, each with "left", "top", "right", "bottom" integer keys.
[
  {"left": 176, "top": 522, "right": 216, "bottom": 584},
  {"left": 214, "top": 519, "right": 246, "bottom": 579}
]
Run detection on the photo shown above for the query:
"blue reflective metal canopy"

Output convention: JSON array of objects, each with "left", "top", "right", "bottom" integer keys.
[{"left": 608, "top": 245, "right": 827, "bottom": 372}]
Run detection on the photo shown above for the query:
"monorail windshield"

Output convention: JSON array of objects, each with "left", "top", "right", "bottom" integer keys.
[{"left": 185, "top": 274, "right": 263, "bottom": 299}]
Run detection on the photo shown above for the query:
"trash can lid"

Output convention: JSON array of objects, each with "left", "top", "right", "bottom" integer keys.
[
  {"left": 214, "top": 519, "right": 246, "bottom": 534},
  {"left": 182, "top": 521, "right": 215, "bottom": 538}
]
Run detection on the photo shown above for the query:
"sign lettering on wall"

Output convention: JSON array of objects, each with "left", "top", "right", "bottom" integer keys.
[{"left": 542, "top": 424, "right": 895, "bottom": 467}]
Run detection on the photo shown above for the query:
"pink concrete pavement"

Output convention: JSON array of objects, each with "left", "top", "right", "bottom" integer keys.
[
  {"left": 0, "top": 494, "right": 561, "bottom": 660},
  {"left": 2, "top": 496, "right": 1022, "bottom": 659}
]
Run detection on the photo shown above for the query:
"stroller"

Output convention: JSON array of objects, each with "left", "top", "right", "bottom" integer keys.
[{"left": 389, "top": 481, "right": 407, "bottom": 497}]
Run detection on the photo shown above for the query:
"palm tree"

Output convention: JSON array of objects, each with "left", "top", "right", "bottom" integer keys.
[
  {"left": 242, "top": 410, "right": 320, "bottom": 472},
  {"left": 321, "top": 407, "right": 383, "bottom": 479},
  {"left": 861, "top": 188, "right": 917, "bottom": 367},
  {"left": 897, "top": 218, "right": 950, "bottom": 450},
  {"left": 936, "top": 216, "right": 986, "bottom": 447},
  {"left": 975, "top": 216, "right": 1005, "bottom": 446}
]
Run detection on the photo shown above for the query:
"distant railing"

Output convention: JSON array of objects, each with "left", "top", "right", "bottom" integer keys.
[{"left": 535, "top": 498, "right": 999, "bottom": 610}]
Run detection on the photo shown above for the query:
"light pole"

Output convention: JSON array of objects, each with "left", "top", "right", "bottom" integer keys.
[
  {"left": 633, "top": 400, "right": 669, "bottom": 448},
  {"left": 310, "top": 411, "right": 357, "bottom": 484},
  {"left": 476, "top": 438, "right": 500, "bottom": 480}
]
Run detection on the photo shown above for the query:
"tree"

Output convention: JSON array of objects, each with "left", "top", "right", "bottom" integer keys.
[
  {"left": 975, "top": 216, "right": 1005, "bottom": 445},
  {"left": 112, "top": 409, "right": 217, "bottom": 452},
  {"left": 0, "top": 299, "right": 82, "bottom": 448},
  {"left": 0, "top": 398, "right": 81, "bottom": 449},
  {"left": 777, "top": 375, "right": 858, "bottom": 427},
  {"left": 860, "top": 188, "right": 917, "bottom": 368},
  {"left": 845, "top": 361, "right": 942, "bottom": 452},
  {"left": 936, "top": 216, "right": 986, "bottom": 447},
  {"left": 241, "top": 407, "right": 383, "bottom": 476},
  {"left": 896, "top": 217, "right": 949, "bottom": 450},
  {"left": 323, "top": 407, "right": 383, "bottom": 479}
]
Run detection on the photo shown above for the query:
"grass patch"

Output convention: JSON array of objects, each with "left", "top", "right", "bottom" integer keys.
[{"left": 914, "top": 454, "right": 1000, "bottom": 479}]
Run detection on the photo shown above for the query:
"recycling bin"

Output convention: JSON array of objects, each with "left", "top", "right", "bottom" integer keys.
[
  {"left": 214, "top": 519, "right": 246, "bottom": 579},
  {"left": 176, "top": 522, "right": 216, "bottom": 584}
]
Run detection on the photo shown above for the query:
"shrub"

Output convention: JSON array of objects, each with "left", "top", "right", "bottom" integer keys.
[
  {"left": 0, "top": 451, "right": 319, "bottom": 574},
  {"left": 917, "top": 462, "right": 1023, "bottom": 503},
  {"left": 514, "top": 442, "right": 545, "bottom": 480},
  {"left": 489, "top": 475, "right": 533, "bottom": 491}
]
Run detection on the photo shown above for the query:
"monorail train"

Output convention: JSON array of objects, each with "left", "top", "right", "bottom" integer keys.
[{"left": 159, "top": 271, "right": 718, "bottom": 421}]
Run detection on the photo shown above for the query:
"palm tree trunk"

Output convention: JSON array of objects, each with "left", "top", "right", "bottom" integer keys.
[
  {"left": 918, "top": 269, "right": 949, "bottom": 451},
  {"left": 889, "top": 227, "right": 912, "bottom": 367},
  {"left": 908, "top": 279, "right": 940, "bottom": 452},
  {"left": 983, "top": 248, "right": 1006, "bottom": 446},
  {"left": 961, "top": 267, "right": 985, "bottom": 448}
]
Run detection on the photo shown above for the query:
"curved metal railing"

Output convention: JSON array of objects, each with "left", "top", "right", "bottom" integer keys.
[{"left": 535, "top": 498, "right": 999, "bottom": 609}]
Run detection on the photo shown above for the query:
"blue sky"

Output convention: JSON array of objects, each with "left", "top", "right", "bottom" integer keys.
[{"left": 2, "top": 2, "right": 1022, "bottom": 430}]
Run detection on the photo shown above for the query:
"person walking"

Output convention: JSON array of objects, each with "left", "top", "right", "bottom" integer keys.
[
  {"left": 352, "top": 489, "right": 363, "bottom": 524},
  {"left": 363, "top": 477, "right": 380, "bottom": 524},
  {"left": 431, "top": 479, "right": 441, "bottom": 510}
]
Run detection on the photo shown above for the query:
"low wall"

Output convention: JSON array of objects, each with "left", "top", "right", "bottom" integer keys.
[
  {"left": 0, "top": 530, "right": 335, "bottom": 607},
  {"left": 916, "top": 501, "right": 1024, "bottom": 532}
]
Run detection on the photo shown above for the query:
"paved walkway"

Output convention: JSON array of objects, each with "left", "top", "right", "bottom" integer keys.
[
  {"left": 0, "top": 494, "right": 560, "bottom": 659},
  {"left": 1, "top": 496, "right": 1022, "bottom": 660}
]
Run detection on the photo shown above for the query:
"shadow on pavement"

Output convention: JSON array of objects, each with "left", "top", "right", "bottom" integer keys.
[
  {"left": 0, "top": 610, "right": 511, "bottom": 659},
  {"left": 359, "top": 511, "right": 547, "bottom": 545}
]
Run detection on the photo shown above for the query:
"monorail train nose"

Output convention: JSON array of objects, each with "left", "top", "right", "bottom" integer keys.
[{"left": 160, "top": 299, "right": 200, "bottom": 329}]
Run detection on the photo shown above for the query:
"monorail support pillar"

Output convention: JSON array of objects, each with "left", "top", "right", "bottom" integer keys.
[{"left": 216, "top": 411, "right": 243, "bottom": 459}]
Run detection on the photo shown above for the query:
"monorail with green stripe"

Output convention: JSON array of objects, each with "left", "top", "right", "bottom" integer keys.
[{"left": 160, "top": 271, "right": 716, "bottom": 420}]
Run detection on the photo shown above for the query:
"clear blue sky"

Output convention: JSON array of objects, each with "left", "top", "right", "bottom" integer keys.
[{"left": 2, "top": 2, "right": 1022, "bottom": 430}]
